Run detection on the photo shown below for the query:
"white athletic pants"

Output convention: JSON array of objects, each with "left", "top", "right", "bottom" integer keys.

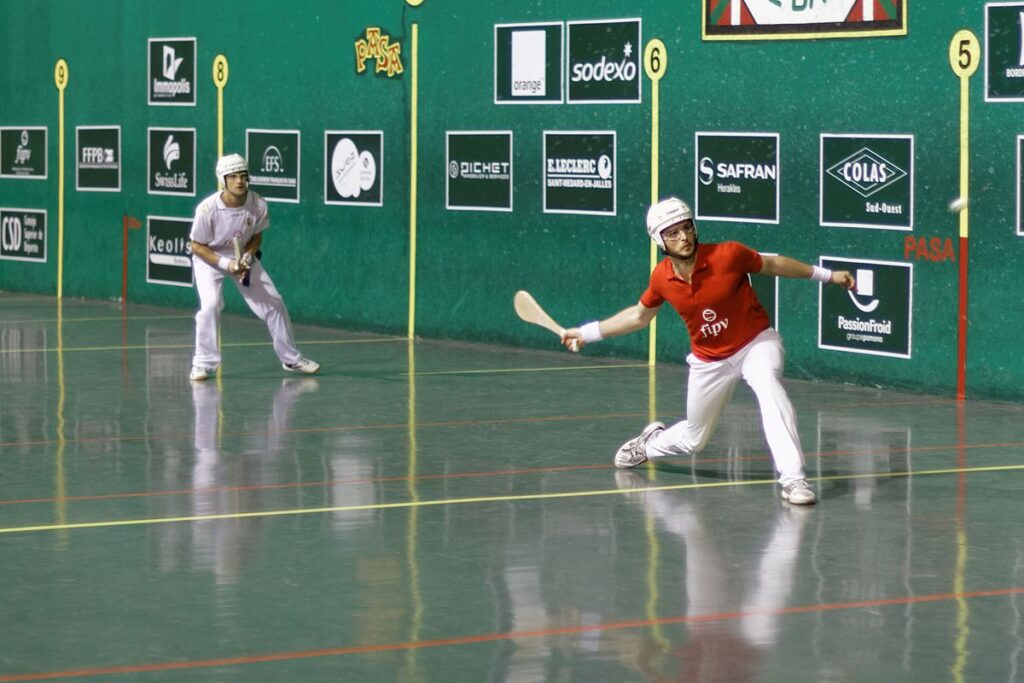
[
  {"left": 192, "top": 259, "right": 302, "bottom": 368},
  {"left": 646, "top": 328, "right": 807, "bottom": 486}
]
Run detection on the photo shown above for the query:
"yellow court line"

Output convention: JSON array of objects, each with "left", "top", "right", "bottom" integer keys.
[
  {"left": 407, "top": 22, "right": 418, "bottom": 340},
  {"left": 0, "top": 337, "right": 406, "bottom": 354},
  {"left": 3, "top": 463, "right": 1022, "bottom": 536}
]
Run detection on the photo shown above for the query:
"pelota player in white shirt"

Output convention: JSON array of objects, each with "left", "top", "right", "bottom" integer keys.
[{"left": 187, "top": 154, "right": 319, "bottom": 381}]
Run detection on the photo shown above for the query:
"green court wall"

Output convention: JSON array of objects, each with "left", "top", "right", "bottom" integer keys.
[{"left": 1, "top": 1, "right": 1020, "bottom": 401}]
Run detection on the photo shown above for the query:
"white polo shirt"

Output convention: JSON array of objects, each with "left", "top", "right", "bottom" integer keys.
[{"left": 189, "top": 190, "right": 269, "bottom": 260}]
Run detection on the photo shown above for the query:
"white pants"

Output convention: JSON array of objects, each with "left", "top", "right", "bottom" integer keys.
[
  {"left": 646, "top": 328, "right": 807, "bottom": 486},
  {"left": 192, "top": 259, "right": 301, "bottom": 368}
]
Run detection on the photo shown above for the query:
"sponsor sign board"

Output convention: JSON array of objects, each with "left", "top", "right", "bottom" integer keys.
[
  {"left": 749, "top": 252, "right": 779, "bottom": 328},
  {"left": 147, "top": 216, "right": 193, "bottom": 287},
  {"left": 1018, "top": 135, "right": 1024, "bottom": 236},
  {"left": 446, "top": 131, "right": 513, "bottom": 212},
  {"left": 820, "top": 134, "right": 913, "bottom": 231},
  {"left": 324, "top": 131, "right": 383, "bottom": 206},
  {"left": 695, "top": 132, "right": 779, "bottom": 224},
  {"left": 148, "top": 37, "right": 196, "bottom": 106},
  {"left": 818, "top": 257, "right": 912, "bottom": 358},
  {"left": 246, "top": 129, "right": 301, "bottom": 203},
  {"left": 0, "top": 208, "right": 46, "bottom": 262},
  {"left": 543, "top": 131, "right": 616, "bottom": 215},
  {"left": 147, "top": 128, "right": 196, "bottom": 196},
  {"left": 986, "top": 3, "right": 1024, "bottom": 101},
  {"left": 566, "top": 18, "right": 642, "bottom": 103},
  {"left": 76, "top": 126, "right": 121, "bottom": 191},
  {"left": 495, "top": 22, "right": 564, "bottom": 104},
  {"left": 0, "top": 127, "right": 47, "bottom": 179},
  {"left": 702, "top": 0, "right": 906, "bottom": 40}
]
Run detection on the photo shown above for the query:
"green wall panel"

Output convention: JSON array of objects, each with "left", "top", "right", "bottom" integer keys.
[{"left": 2, "top": 1, "right": 1021, "bottom": 401}]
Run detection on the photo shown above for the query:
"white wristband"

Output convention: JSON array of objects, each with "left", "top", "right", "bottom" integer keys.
[
  {"left": 580, "top": 321, "right": 603, "bottom": 344},
  {"left": 810, "top": 266, "right": 832, "bottom": 283},
  {"left": 218, "top": 256, "right": 231, "bottom": 270}
]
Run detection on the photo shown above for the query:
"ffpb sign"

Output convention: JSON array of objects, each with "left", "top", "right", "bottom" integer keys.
[
  {"left": 76, "top": 126, "right": 121, "bottom": 191},
  {"left": 246, "top": 129, "right": 300, "bottom": 203},
  {"left": 0, "top": 208, "right": 46, "bottom": 262},
  {"left": 494, "top": 22, "right": 564, "bottom": 104},
  {"left": 695, "top": 132, "right": 779, "bottom": 224},
  {"left": 818, "top": 257, "right": 912, "bottom": 359},
  {"left": 820, "top": 134, "right": 913, "bottom": 231}
]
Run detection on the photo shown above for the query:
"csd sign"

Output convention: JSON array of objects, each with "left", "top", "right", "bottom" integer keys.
[{"left": 0, "top": 208, "right": 47, "bottom": 262}]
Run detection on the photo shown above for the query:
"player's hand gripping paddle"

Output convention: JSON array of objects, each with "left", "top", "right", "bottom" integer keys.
[
  {"left": 232, "top": 237, "right": 251, "bottom": 287},
  {"left": 513, "top": 290, "right": 580, "bottom": 352}
]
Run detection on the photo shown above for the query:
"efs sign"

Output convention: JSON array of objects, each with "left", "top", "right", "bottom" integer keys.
[{"left": 246, "top": 129, "right": 300, "bottom": 203}]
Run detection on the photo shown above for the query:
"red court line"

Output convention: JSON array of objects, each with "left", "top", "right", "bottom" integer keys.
[
  {"left": 4, "top": 437, "right": 1023, "bottom": 508},
  {"left": 1, "top": 586, "right": 1020, "bottom": 682}
]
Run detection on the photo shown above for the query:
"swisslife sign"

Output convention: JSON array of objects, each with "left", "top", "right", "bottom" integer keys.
[{"left": 703, "top": 0, "right": 906, "bottom": 41}]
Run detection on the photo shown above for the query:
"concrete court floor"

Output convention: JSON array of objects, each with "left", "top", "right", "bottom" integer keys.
[{"left": 1, "top": 292, "right": 1023, "bottom": 682}]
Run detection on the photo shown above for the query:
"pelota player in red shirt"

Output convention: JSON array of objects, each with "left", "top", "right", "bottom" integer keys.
[{"left": 561, "top": 198, "right": 856, "bottom": 505}]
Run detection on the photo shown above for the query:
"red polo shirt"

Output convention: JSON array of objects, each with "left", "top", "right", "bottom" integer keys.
[{"left": 640, "top": 241, "right": 770, "bottom": 362}]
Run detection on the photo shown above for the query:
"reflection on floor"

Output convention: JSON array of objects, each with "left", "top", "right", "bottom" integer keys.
[{"left": 2, "top": 294, "right": 1024, "bottom": 682}]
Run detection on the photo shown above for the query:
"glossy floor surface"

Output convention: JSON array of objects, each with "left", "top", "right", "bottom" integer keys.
[{"left": 2, "top": 293, "right": 1024, "bottom": 682}]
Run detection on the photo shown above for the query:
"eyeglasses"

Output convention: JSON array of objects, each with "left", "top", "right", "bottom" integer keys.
[{"left": 661, "top": 222, "right": 695, "bottom": 242}]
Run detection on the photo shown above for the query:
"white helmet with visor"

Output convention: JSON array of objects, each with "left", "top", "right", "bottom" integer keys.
[
  {"left": 215, "top": 153, "right": 248, "bottom": 183},
  {"left": 645, "top": 197, "right": 693, "bottom": 249}
]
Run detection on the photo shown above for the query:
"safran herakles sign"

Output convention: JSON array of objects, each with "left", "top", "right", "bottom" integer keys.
[{"left": 703, "top": 0, "right": 906, "bottom": 41}]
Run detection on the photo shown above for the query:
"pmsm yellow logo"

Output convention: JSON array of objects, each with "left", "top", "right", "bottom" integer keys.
[{"left": 355, "top": 28, "right": 404, "bottom": 77}]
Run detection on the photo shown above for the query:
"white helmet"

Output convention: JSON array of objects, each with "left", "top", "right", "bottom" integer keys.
[
  {"left": 646, "top": 197, "right": 693, "bottom": 248},
  {"left": 215, "top": 153, "right": 248, "bottom": 182}
]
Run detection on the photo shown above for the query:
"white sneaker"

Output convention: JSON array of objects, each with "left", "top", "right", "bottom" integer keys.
[
  {"left": 282, "top": 358, "right": 320, "bottom": 375},
  {"left": 781, "top": 479, "right": 817, "bottom": 505},
  {"left": 614, "top": 421, "right": 665, "bottom": 468},
  {"left": 189, "top": 365, "right": 216, "bottom": 381}
]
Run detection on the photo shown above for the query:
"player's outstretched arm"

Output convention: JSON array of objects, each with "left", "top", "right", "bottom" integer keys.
[
  {"left": 562, "top": 301, "right": 659, "bottom": 351},
  {"left": 758, "top": 255, "right": 856, "bottom": 291}
]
